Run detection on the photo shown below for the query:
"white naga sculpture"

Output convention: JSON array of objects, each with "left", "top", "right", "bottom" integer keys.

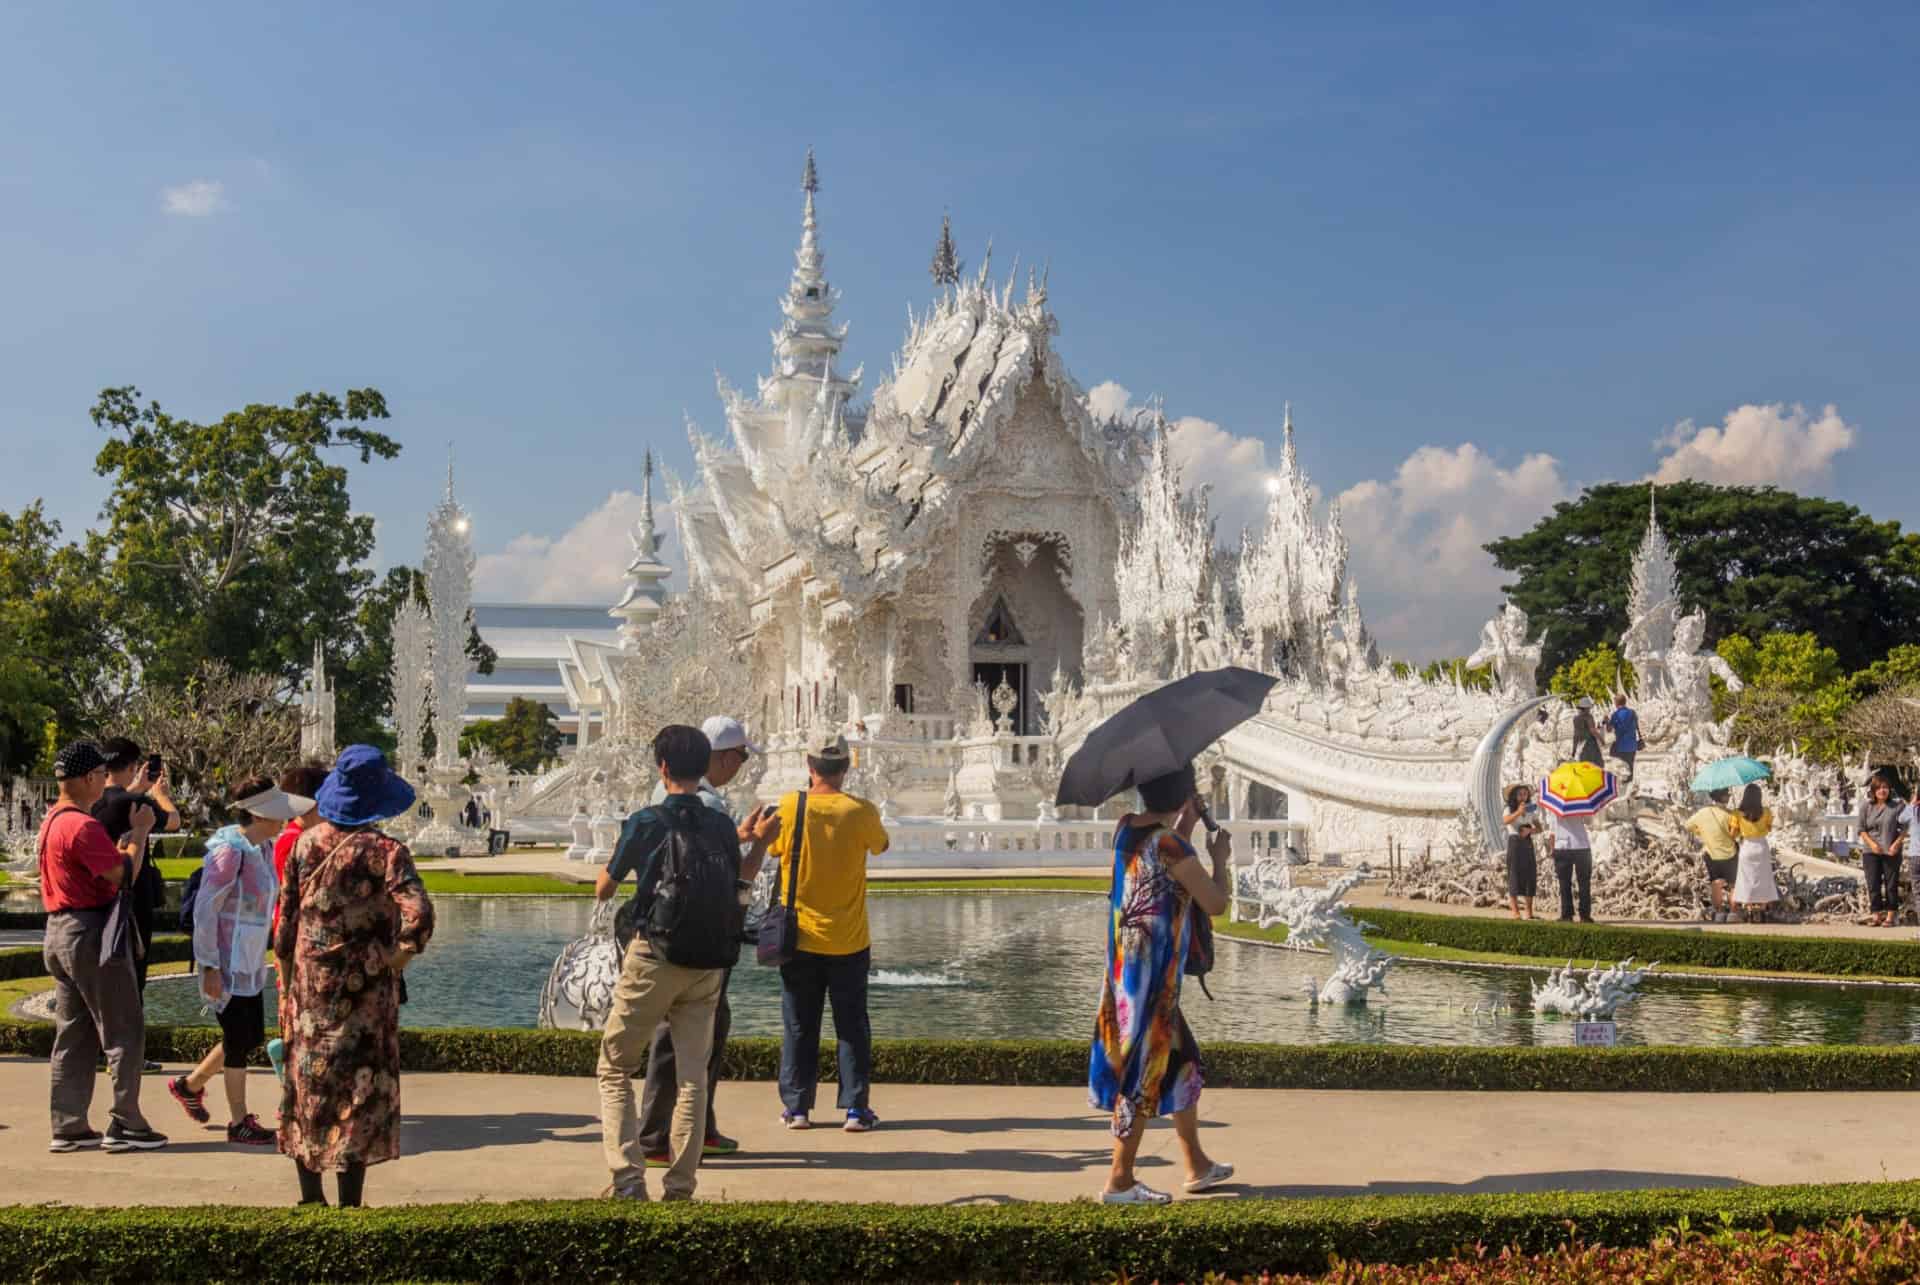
[
  {"left": 538, "top": 900, "right": 621, "bottom": 1031},
  {"left": 1255, "top": 871, "right": 1395, "bottom": 1005},
  {"left": 1530, "top": 956, "right": 1657, "bottom": 1020}
]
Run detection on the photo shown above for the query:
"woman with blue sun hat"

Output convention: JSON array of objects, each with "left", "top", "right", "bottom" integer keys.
[{"left": 273, "top": 745, "right": 435, "bottom": 1207}]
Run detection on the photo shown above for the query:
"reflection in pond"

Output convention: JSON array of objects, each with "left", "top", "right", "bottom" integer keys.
[{"left": 143, "top": 893, "right": 1920, "bottom": 1047}]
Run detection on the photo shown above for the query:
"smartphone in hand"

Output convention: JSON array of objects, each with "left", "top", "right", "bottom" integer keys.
[{"left": 145, "top": 755, "right": 163, "bottom": 784}]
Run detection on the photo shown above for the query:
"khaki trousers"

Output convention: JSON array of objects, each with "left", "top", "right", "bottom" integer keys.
[
  {"left": 43, "top": 908, "right": 150, "bottom": 1138},
  {"left": 597, "top": 941, "right": 723, "bottom": 1200}
]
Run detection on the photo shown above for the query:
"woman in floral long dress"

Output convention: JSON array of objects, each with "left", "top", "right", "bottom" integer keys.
[
  {"left": 274, "top": 745, "right": 434, "bottom": 1207},
  {"left": 1088, "top": 762, "right": 1234, "bottom": 1204}
]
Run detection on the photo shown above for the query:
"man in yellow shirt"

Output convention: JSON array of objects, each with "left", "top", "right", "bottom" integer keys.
[
  {"left": 1685, "top": 789, "right": 1738, "bottom": 923},
  {"left": 766, "top": 731, "right": 890, "bottom": 1132}
]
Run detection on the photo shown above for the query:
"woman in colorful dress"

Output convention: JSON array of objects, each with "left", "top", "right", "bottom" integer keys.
[
  {"left": 274, "top": 745, "right": 434, "bottom": 1208},
  {"left": 167, "top": 777, "right": 313, "bottom": 1144},
  {"left": 1089, "top": 762, "right": 1234, "bottom": 1204}
]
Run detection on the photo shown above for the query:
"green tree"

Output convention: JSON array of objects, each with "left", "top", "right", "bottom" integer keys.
[
  {"left": 1547, "top": 643, "right": 1636, "bottom": 704},
  {"left": 89, "top": 385, "right": 401, "bottom": 696},
  {"left": 1486, "top": 481, "right": 1920, "bottom": 677},
  {"left": 0, "top": 503, "right": 123, "bottom": 748},
  {"left": 460, "top": 696, "right": 562, "bottom": 774},
  {"left": 1417, "top": 658, "right": 1493, "bottom": 692},
  {"left": 1714, "top": 632, "right": 1855, "bottom": 759}
]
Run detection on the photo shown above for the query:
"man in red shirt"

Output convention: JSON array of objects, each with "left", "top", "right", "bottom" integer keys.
[{"left": 40, "top": 741, "right": 169, "bottom": 1153}]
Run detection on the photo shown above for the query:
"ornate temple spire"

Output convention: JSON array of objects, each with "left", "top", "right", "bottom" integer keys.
[
  {"left": 612, "top": 448, "right": 672, "bottom": 648},
  {"left": 930, "top": 213, "right": 960, "bottom": 286},
  {"left": 637, "top": 448, "right": 658, "bottom": 555},
  {"left": 1628, "top": 480, "right": 1679, "bottom": 656},
  {"left": 766, "top": 147, "right": 857, "bottom": 414}
]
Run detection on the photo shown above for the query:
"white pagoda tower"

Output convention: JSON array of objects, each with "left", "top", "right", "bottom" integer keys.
[{"left": 610, "top": 450, "right": 670, "bottom": 647}]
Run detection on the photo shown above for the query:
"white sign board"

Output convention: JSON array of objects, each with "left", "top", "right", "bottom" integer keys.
[{"left": 1573, "top": 1021, "right": 1618, "bottom": 1048}]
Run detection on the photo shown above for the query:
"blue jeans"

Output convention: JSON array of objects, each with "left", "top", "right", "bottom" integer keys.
[{"left": 778, "top": 948, "right": 872, "bottom": 1114}]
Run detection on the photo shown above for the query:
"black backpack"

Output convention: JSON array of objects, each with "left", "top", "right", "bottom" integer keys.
[
  {"left": 616, "top": 805, "right": 742, "bottom": 970},
  {"left": 176, "top": 864, "right": 206, "bottom": 937}
]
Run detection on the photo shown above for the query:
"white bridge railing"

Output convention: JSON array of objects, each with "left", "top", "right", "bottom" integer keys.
[{"left": 873, "top": 817, "right": 1113, "bottom": 868}]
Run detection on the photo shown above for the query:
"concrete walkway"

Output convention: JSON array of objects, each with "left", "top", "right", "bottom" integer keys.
[{"left": 2, "top": 1058, "right": 1914, "bottom": 1207}]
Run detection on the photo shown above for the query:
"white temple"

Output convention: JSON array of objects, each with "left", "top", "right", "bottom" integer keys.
[{"left": 513, "top": 152, "right": 1746, "bottom": 866}]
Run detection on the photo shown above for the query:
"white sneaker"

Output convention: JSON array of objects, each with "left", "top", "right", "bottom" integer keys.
[
  {"left": 1101, "top": 1181, "right": 1171, "bottom": 1205},
  {"left": 780, "top": 1111, "right": 810, "bottom": 1130}
]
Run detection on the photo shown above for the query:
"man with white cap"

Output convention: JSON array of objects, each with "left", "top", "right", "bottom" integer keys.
[{"left": 628, "top": 715, "right": 776, "bottom": 1165}]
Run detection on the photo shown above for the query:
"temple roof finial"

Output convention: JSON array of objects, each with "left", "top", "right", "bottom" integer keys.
[
  {"left": 802, "top": 146, "right": 818, "bottom": 195},
  {"left": 444, "top": 443, "right": 455, "bottom": 502},
  {"left": 930, "top": 212, "right": 960, "bottom": 286}
]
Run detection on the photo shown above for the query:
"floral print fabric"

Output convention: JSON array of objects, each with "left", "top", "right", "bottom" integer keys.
[
  {"left": 273, "top": 821, "right": 434, "bottom": 1171},
  {"left": 1088, "top": 821, "right": 1203, "bottom": 1137}
]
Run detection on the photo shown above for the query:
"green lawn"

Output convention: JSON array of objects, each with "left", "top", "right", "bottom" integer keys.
[
  {"left": 1214, "top": 916, "right": 1920, "bottom": 985},
  {"left": 418, "top": 872, "right": 597, "bottom": 896}
]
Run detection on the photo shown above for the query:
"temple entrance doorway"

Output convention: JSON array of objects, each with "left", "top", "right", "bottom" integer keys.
[{"left": 971, "top": 662, "right": 1029, "bottom": 734}]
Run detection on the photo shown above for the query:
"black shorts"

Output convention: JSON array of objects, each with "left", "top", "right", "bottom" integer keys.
[
  {"left": 1704, "top": 856, "right": 1738, "bottom": 886},
  {"left": 217, "top": 992, "right": 267, "bottom": 1065}
]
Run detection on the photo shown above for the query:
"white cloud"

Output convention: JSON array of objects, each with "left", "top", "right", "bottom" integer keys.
[
  {"left": 1087, "top": 381, "right": 1277, "bottom": 539},
  {"left": 1086, "top": 379, "right": 1133, "bottom": 422},
  {"left": 1336, "top": 445, "right": 1571, "bottom": 662},
  {"left": 1651, "top": 402, "right": 1856, "bottom": 487},
  {"left": 1164, "top": 413, "right": 1273, "bottom": 542},
  {"left": 160, "top": 179, "right": 227, "bottom": 217},
  {"left": 473, "top": 490, "right": 680, "bottom": 604}
]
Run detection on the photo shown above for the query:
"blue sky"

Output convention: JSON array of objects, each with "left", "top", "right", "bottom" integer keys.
[{"left": 3, "top": 2, "right": 1915, "bottom": 657}]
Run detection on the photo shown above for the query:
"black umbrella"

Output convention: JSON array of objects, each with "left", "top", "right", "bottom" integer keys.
[{"left": 1055, "top": 666, "right": 1278, "bottom": 809}]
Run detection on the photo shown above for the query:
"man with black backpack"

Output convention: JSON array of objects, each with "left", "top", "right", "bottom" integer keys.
[{"left": 593, "top": 724, "right": 776, "bottom": 1201}]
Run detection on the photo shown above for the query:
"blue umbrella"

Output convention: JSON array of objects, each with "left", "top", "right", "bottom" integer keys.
[{"left": 1690, "top": 755, "right": 1771, "bottom": 794}]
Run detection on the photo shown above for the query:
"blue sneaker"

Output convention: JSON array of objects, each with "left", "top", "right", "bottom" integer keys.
[{"left": 843, "top": 1108, "right": 879, "bottom": 1133}]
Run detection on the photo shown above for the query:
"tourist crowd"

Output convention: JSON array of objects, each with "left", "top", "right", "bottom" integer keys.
[{"left": 34, "top": 704, "right": 1237, "bottom": 1206}]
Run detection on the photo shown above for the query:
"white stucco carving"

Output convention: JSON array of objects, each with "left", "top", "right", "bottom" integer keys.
[{"left": 505, "top": 154, "right": 1754, "bottom": 870}]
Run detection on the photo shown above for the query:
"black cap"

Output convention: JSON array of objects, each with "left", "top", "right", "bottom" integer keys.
[{"left": 53, "top": 741, "right": 106, "bottom": 781}]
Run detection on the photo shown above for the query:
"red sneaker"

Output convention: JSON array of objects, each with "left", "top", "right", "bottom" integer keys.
[{"left": 168, "top": 1076, "right": 210, "bottom": 1125}]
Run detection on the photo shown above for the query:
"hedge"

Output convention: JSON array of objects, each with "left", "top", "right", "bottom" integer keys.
[
  {"left": 6, "top": 1017, "right": 1920, "bottom": 1091},
  {"left": 0, "top": 935, "right": 192, "bottom": 983},
  {"left": 5, "top": 1182, "right": 1920, "bottom": 1282},
  {"left": 1349, "top": 905, "right": 1920, "bottom": 978}
]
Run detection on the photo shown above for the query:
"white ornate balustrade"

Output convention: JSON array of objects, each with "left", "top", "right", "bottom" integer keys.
[{"left": 873, "top": 817, "right": 1114, "bottom": 868}]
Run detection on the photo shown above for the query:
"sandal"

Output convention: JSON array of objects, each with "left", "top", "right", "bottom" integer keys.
[
  {"left": 1100, "top": 1181, "right": 1171, "bottom": 1205},
  {"left": 1184, "top": 1161, "right": 1235, "bottom": 1193}
]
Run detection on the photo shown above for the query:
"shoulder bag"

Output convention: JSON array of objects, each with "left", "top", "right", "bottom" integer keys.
[{"left": 756, "top": 792, "right": 806, "bottom": 967}]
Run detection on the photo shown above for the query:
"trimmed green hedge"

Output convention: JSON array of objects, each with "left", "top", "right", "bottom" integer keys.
[
  {"left": 1353, "top": 905, "right": 1920, "bottom": 978},
  {"left": 0, "top": 935, "right": 192, "bottom": 983},
  {"left": 5, "top": 1182, "right": 1920, "bottom": 1281},
  {"left": 5, "top": 1020, "right": 1920, "bottom": 1091}
]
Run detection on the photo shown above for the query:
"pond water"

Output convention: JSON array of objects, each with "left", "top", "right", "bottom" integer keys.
[{"left": 143, "top": 893, "right": 1920, "bottom": 1047}]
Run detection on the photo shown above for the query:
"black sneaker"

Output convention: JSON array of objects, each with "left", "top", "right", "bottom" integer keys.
[
  {"left": 48, "top": 1130, "right": 104, "bottom": 1153},
  {"left": 227, "top": 1114, "right": 276, "bottom": 1146},
  {"left": 103, "top": 1122, "right": 169, "bottom": 1152}
]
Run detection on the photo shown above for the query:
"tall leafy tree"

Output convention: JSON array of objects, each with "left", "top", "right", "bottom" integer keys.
[
  {"left": 460, "top": 696, "right": 562, "bottom": 774},
  {"left": 1486, "top": 481, "right": 1920, "bottom": 677},
  {"left": 0, "top": 503, "right": 123, "bottom": 751},
  {"left": 90, "top": 385, "right": 401, "bottom": 695}
]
